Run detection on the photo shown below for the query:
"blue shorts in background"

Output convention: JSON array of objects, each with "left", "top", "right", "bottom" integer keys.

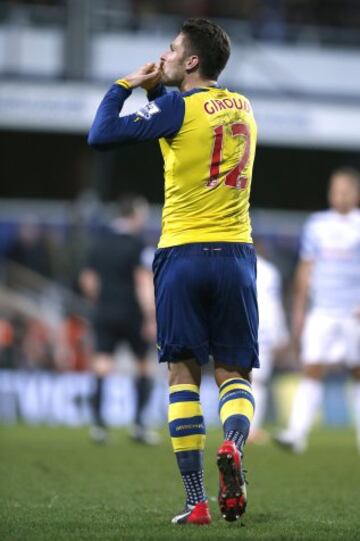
[{"left": 153, "top": 242, "right": 259, "bottom": 370}]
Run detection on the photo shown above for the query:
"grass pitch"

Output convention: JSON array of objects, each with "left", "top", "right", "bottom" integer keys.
[{"left": 1, "top": 425, "right": 360, "bottom": 540}]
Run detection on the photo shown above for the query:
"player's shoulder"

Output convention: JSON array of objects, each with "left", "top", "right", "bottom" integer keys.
[
  {"left": 179, "top": 87, "right": 213, "bottom": 108},
  {"left": 225, "top": 86, "right": 252, "bottom": 100},
  {"left": 141, "top": 90, "right": 184, "bottom": 118},
  {"left": 157, "top": 89, "right": 183, "bottom": 103},
  {"left": 179, "top": 85, "right": 250, "bottom": 101},
  {"left": 181, "top": 87, "right": 208, "bottom": 98},
  {"left": 222, "top": 87, "right": 254, "bottom": 113},
  {"left": 134, "top": 90, "right": 186, "bottom": 137}
]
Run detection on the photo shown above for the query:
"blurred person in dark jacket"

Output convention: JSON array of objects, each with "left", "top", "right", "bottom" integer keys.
[{"left": 80, "top": 194, "right": 158, "bottom": 444}]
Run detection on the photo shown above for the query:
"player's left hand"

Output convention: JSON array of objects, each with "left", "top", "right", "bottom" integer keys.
[{"left": 123, "top": 63, "right": 162, "bottom": 90}]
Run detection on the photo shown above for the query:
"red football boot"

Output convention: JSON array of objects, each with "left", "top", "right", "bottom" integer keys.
[
  {"left": 171, "top": 501, "right": 212, "bottom": 525},
  {"left": 217, "top": 440, "right": 247, "bottom": 522}
]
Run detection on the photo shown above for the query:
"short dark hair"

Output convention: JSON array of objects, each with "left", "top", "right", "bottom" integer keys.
[
  {"left": 330, "top": 167, "right": 360, "bottom": 190},
  {"left": 181, "top": 18, "right": 231, "bottom": 80}
]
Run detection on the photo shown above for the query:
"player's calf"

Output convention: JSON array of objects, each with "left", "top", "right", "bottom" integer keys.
[{"left": 168, "top": 384, "right": 209, "bottom": 523}]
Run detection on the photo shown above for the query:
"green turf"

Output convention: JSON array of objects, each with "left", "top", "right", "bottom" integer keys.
[{"left": 1, "top": 425, "right": 360, "bottom": 540}]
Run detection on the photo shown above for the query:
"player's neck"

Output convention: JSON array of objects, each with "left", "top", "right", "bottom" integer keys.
[{"left": 180, "top": 74, "right": 217, "bottom": 93}]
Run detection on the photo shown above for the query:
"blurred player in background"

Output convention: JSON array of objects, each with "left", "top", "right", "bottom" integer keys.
[
  {"left": 88, "top": 18, "right": 258, "bottom": 525},
  {"left": 275, "top": 168, "right": 360, "bottom": 453},
  {"left": 249, "top": 242, "right": 289, "bottom": 443},
  {"left": 79, "top": 194, "right": 158, "bottom": 445}
]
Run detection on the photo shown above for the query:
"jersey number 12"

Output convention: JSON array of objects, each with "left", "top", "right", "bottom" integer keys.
[{"left": 208, "top": 122, "right": 250, "bottom": 189}]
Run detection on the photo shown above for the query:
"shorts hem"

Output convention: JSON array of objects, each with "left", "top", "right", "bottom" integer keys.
[
  {"left": 158, "top": 342, "right": 209, "bottom": 366},
  {"left": 211, "top": 344, "right": 259, "bottom": 370}
]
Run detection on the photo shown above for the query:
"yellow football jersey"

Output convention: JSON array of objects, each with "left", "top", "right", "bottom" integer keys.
[
  {"left": 88, "top": 82, "right": 257, "bottom": 248},
  {"left": 158, "top": 87, "right": 257, "bottom": 248}
]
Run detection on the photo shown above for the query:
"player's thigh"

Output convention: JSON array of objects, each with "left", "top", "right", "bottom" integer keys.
[
  {"left": 153, "top": 248, "right": 209, "bottom": 364},
  {"left": 214, "top": 362, "right": 252, "bottom": 387},
  {"left": 301, "top": 310, "right": 341, "bottom": 365},
  {"left": 210, "top": 248, "right": 259, "bottom": 370}
]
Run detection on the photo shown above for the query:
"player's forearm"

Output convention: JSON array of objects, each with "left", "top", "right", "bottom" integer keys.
[
  {"left": 294, "top": 265, "right": 311, "bottom": 308},
  {"left": 291, "top": 261, "right": 312, "bottom": 337},
  {"left": 292, "top": 278, "right": 309, "bottom": 326},
  {"left": 87, "top": 83, "right": 132, "bottom": 149},
  {"left": 292, "top": 286, "right": 308, "bottom": 313}
]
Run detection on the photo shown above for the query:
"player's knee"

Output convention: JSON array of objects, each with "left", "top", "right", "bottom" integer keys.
[
  {"left": 168, "top": 360, "right": 201, "bottom": 387},
  {"left": 214, "top": 364, "right": 252, "bottom": 387}
]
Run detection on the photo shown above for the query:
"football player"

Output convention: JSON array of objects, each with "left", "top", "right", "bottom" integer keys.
[
  {"left": 89, "top": 18, "right": 259, "bottom": 525},
  {"left": 275, "top": 168, "right": 360, "bottom": 453}
]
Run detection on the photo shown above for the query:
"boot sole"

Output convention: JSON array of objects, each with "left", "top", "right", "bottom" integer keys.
[{"left": 217, "top": 450, "right": 246, "bottom": 522}]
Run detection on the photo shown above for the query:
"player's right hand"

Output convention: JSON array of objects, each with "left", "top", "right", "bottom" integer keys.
[{"left": 123, "top": 63, "right": 162, "bottom": 90}]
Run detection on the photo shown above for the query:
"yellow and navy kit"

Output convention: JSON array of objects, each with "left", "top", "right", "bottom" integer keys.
[{"left": 88, "top": 81, "right": 257, "bottom": 248}]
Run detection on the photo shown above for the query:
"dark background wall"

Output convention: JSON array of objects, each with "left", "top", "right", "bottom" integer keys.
[{"left": 1, "top": 130, "right": 359, "bottom": 209}]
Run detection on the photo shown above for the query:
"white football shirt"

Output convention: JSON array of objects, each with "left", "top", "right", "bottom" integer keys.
[{"left": 300, "top": 209, "right": 360, "bottom": 314}]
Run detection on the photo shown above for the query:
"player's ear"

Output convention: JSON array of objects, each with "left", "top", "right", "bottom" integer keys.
[{"left": 185, "top": 55, "right": 200, "bottom": 73}]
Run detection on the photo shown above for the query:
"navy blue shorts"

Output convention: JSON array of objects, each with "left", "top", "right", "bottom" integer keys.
[{"left": 153, "top": 242, "right": 259, "bottom": 370}]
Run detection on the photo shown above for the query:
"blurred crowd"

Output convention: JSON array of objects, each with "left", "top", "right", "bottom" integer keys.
[
  {"left": 0, "top": 202, "right": 105, "bottom": 373},
  {"left": 2, "top": 0, "right": 360, "bottom": 39},
  {"left": 0, "top": 312, "right": 91, "bottom": 371},
  {"left": 133, "top": 0, "right": 360, "bottom": 29},
  {"left": 0, "top": 214, "right": 92, "bottom": 372}
]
